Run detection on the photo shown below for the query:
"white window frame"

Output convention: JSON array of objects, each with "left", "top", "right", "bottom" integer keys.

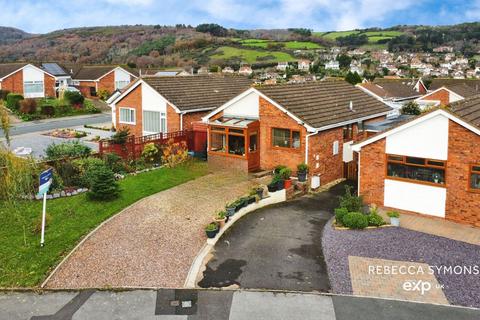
[
  {"left": 115, "top": 80, "right": 130, "bottom": 90},
  {"left": 23, "top": 80, "right": 44, "bottom": 98},
  {"left": 333, "top": 140, "right": 339, "bottom": 155},
  {"left": 119, "top": 107, "right": 136, "bottom": 125}
]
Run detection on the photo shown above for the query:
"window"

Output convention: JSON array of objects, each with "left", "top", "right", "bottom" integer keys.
[
  {"left": 228, "top": 134, "right": 245, "bottom": 156},
  {"left": 210, "top": 126, "right": 247, "bottom": 157},
  {"left": 24, "top": 81, "right": 43, "bottom": 95},
  {"left": 358, "top": 121, "right": 364, "bottom": 132},
  {"left": 143, "top": 111, "right": 161, "bottom": 133},
  {"left": 119, "top": 108, "right": 135, "bottom": 124},
  {"left": 115, "top": 80, "right": 130, "bottom": 90},
  {"left": 160, "top": 112, "right": 166, "bottom": 133},
  {"left": 386, "top": 154, "right": 446, "bottom": 186},
  {"left": 211, "top": 131, "right": 226, "bottom": 152},
  {"left": 249, "top": 133, "right": 258, "bottom": 152},
  {"left": 469, "top": 165, "right": 480, "bottom": 191},
  {"left": 333, "top": 140, "right": 339, "bottom": 155},
  {"left": 272, "top": 128, "right": 300, "bottom": 149},
  {"left": 343, "top": 124, "right": 353, "bottom": 140}
]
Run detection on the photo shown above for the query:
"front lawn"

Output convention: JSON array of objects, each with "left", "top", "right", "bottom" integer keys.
[{"left": 0, "top": 160, "right": 208, "bottom": 287}]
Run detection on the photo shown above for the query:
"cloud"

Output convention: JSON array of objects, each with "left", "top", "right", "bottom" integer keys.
[{"left": 102, "top": 0, "right": 153, "bottom": 5}]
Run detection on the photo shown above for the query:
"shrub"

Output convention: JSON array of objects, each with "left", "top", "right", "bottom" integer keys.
[
  {"left": 343, "top": 212, "right": 369, "bottom": 229},
  {"left": 64, "top": 91, "right": 84, "bottom": 106},
  {"left": 279, "top": 167, "right": 292, "bottom": 180},
  {"left": 50, "top": 168, "right": 64, "bottom": 191},
  {"left": 40, "top": 105, "right": 55, "bottom": 116},
  {"left": 103, "top": 153, "right": 125, "bottom": 173},
  {"left": 97, "top": 89, "right": 110, "bottom": 101},
  {"left": 56, "top": 103, "right": 73, "bottom": 115},
  {"left": 87, "top": 165, "right": 120, "bottom": 201},
  {"left": 161, "top": 139, "right": 189, "bottom": 167},
  {"left": 141, "top": 143, "right": 159, "bottom": 163},
  {"left": 401, "top": 102, "right": 421, "bottom": 115},
  {"left": 83, "top": 100, "right": 101, "bottom": 113},
  {"left": 19, "top": 99, "right": 37, "bottom": 114},
  {"left": 45, "top": 141, "right": 91, "bottom": 159},
  {"left": 274, "top": 165, "right": 287, "bottom": 174},
  {"left": 338, "top": 185, "right": 363, "bottom": 212},
  {"left": 334, "top": 207, "right": 349, "bottom": 225},
  {"left": 71, "top": 157, "right": 106, "bottom": 188},
  {"left": 5, "top": 93, "right": 24, "bottom": 111},
  {"left": 0, "top": 89, "right": 10, "bottom": 100},
  {"left": 367, "top": 213, "right": 385, "bottom": 227},
  {"left": 111, "top": 127, "right": 130, "bottom": 144},
  {"left": 54, "top": 160, "right": 76, "bottom": 187}
]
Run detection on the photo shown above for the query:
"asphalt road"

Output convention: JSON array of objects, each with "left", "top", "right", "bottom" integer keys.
[
  {"left": 1, "top": 113, "right": 111, "bottom": 137},
  {"left": 198, "top": 183, "right": 346, "bottom": 292},
  {"left": 0, "top": 289, "right": 478, "bottom": 320}
]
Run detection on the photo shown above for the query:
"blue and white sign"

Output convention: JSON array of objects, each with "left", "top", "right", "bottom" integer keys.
[{"left": 38, "top": 168, "right": 53, "bottom": 196}]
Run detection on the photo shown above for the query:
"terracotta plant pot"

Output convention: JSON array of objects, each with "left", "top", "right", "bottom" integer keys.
[
  {"left": 214, "top": 217, "right": 226, "bottom": 228},
  {"left": 284, "top": 179, "right": 292, "bottom": 189}
]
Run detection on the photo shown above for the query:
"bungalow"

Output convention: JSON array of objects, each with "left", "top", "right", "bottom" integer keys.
[
  {"left": 277, "top": 62, "right": 289, "bottom": 71},
  {"left": 325, "top": 60, "right": 340, "bottom": 70},
  {"left": 297, "top": 59, "right": 312, "bottom": 71},
  {"left": 41, "top": 63, "right": 71, "bottom": 89},
  {"left": 352, "top": 96, "right": 480, "bottom": 227},
  {"left": 415, "top": 83, "right": 478, "bottom": 108},
  {"left": 108, "top": 75, "right": 252, "bottom": 137},
  {"left": 72, "top": 65, "right": 138, "bottom": 98},
  {"left": 0, "top": 63, "right": 56, "bottom": 98},
  {"left": 202, "top": 80, "right": 392, "bottom": 185}
]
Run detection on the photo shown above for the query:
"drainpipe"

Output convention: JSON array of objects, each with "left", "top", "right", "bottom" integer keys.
[
  {"left": 180, "top": 112, "right": 184, "bottom": 131},
  {"left": 305, "top": 131, "right": 318, "bottom": 166}
]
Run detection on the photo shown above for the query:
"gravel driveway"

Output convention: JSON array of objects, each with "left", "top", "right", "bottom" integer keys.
[
  {"left": 44, "top": 171, "right": 255, "bottom": 289},
  {"left": 322, "top": 222, "right": 480, "bottom": 308}
]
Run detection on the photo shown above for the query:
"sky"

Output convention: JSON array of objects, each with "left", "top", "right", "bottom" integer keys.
[{"left": 0, "top": 0, "right": 479, "bottom": 34}]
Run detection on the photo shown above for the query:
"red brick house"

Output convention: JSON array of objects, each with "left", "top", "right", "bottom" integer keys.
[
  {"left": 108, "top": 75, "right": 252, "bottom": 137},
  {"left": 202, "top": 81, "right": 392, "bottom": 186},
  {"left": 72, "top": 66, "right": 138, "bottom": 98},
  {"left": 352, "top": 95, "right": 480, "bottom": 227},
  {"left": 415, "top": 83, "right": 478, "bottom": 107},
  {"left": 0, "top": 63, "right": 56, "bottom": 98}
]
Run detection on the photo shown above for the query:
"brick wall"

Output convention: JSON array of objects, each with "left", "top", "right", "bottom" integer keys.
[
  {"left": 167, "top": 104, "right": 181, "bottom": 132},
  {"left": 98, "top": 71, "right": 115, "bottom": 94},
  {"left": 358, "top": 139, "right": 386, "bottom": 206},
  {"left": 183, "top": 111, "right": 209, "bottom": 131},
  {"left": 1, "top": 69, "right": 23, "bottom": 95},
  {"left": 44, "top": 74, "right": 56, "bottom": 97},
  {"left": 116, "top": 84, "right": 142, "bottom": 137},
  {"left": 445, "top": 120, "right": 480, "bottom": 226},
  {"left": 208, "top": 153, "right": 248, "bottom": 174},
  {"left": 419, "top": 89, "right": 450, "bottom": 106},
  {"left": 77, "top": 81, "right": 97, "bottom": 98},
  {"left": 308, "top": 128, "right": 344, "bottom": 185},
  {"left": 259, "top": 97, "right": 306, "bottom": 171}
]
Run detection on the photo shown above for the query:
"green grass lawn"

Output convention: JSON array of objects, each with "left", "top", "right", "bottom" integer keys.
[
  {"left": 0, "top": 161, "right": 208, "bottom": 287},
  {"left": 284, "top": 41, "right": 322, "bottom": 49},
  {"left": 211, "top": 46, "right": 295, "bottom": 63},
  {"left": 238, "top": 39, "right": 322, "bottom": 50},
  {"left": 315, "top": 30, "right": 404, "bottom": 43}
]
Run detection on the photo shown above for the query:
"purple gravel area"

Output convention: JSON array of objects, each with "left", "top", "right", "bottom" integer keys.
[{"left": 322, "top": 218, "right": 480, "bottom": 308}]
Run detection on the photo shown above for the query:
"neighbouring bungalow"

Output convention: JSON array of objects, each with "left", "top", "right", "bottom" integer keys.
[
  {"left": 0, "top": 63, "right": 56, "bottom": 98},
  {"left": 41, "top": 63, "right": 72, "bottom": 89},
  {"left": 415, "top": 83, "right": 479, "bottom": 108},
  {"left": 72, "top": 65, "right": 138, "bottom": 98},
  {"left": 352, "top": 94, "right": 480, "bottom": 227},
  {"left": 358, "top": 78, "right": 426, "bottom": 115},
  {"left": 202, "top": 80, "right": 392, "bottom": 185},
  {"left": 108, "top": 75, "right": 252, "bottom": 137}
]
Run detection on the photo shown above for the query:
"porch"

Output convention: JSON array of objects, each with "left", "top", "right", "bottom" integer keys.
[{"left": 207, "top": 116, "right": 260, "bottom": 172}]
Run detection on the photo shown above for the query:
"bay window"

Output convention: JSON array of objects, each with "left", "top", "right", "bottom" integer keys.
[
  {"left": 272, "top": 128, "right": 300, "bottom": 149},
  {"left": 386, "top": 154, "right": 446, "bottom": 186}
]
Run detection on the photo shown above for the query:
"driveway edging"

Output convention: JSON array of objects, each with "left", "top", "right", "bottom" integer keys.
[{"left": 183, "top": 189, "right": 287, "bottom": 288}]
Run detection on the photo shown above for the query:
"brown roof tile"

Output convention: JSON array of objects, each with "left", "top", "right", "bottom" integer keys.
[
  {"left": 430, "top": 78, "right": 480, "bottom": 91},
  {"left": 73, "top": 65, "right": 138, "bottom": 80},
  {"left": 256, "top": 80, "right": 392, "bottom": 129},
  {"left": 142, "top": 75, "right": 252, "bottom": 112},
  {"left": 0, "top": 63, "right": 28, "bottom": 79},
  {"left": 444, "top": 83, "right": 479, "bottom": 98},
  {"left": 449, "top": 93, "right": 480, "bottom": 128},
  {"left": 368, "top": 78, "right": 421, "bottom": 99}
]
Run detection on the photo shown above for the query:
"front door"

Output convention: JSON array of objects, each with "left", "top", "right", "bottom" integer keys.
[{"left": 247, "top": 122, "right": 260, "bottom": 172}]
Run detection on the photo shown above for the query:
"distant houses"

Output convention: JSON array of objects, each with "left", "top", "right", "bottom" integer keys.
[{"left": 325, "top": 60, "right": 340, "bottom": 70}]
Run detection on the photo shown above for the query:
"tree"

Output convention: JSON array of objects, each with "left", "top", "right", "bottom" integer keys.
[
  {"left": 288, "top": 28, "right": 312, "bottom": 37},
  {"left": 345, "top": 71, "right": 362, "bottom": 85},
  {"left": 336, "top": 33, "right": 368, "bottom": 46},
  {"left": 401, "top": 101, "right": 421, "bottom": 115},
  {"left": 87, "top": 165, "right": 120, "bottom": 201},
  {"left": 336, "top": 54, "right": 352, "bottom": 69},
  {"left": 195, "top": 23, "right": 228, "bottom": 37}
]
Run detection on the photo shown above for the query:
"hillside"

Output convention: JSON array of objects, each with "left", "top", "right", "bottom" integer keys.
[
  {"left": 0, "top": 26, "right": 33, "bottom": 45},
  {"left": 0, "top": 22, "right": 479, "bottom": 68}
]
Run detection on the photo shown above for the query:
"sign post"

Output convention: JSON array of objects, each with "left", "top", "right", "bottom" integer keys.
[{"left": 38, "top": 168, "right": 53, "bottom": 247}]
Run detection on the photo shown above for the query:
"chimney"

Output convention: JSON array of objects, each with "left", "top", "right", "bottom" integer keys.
[{"left": 349, "top": 101, "right": 354, "bottom": 111}]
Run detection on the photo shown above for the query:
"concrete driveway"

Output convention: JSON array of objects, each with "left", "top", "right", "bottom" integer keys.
[{"left": 198, "top": 183, "right": 346, "bottom": 292}]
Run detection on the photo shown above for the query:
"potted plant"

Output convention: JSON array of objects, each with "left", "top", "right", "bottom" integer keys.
[
  {"left": 247, "top": 195, "right": 256, "bottom": 204},
  {"left": 387, "top": 211, "right": 400, "bottom": 227},
  {"left": 205, "top": 222, "right": 219, "bottom": 238},
  {"left": 297, "top": 163, "right": 309, "bottom": 182},
  {"left": 267, "top": 180, "right": 278, "bottom": 192},
  {"left": 274, "top": 165, "right": 287, "bottom": 175},
  {"left": 226, "top": 202, "right": 236, "bottom": 217},
  {"left": 280, "top": 167, "right": 292, "bottom": 189},
  {"left": 275, "top": 174, "right": 285, "bottom": 190},
  {"left": 214, "top": 211, "right": 227, "bottom": 228},
  {"left": 255, "top": 187, "right": 264, "bottom": 199}
]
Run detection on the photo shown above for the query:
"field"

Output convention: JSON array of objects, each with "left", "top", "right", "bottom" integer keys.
[
  {"left": 237, "top": 39, "right": 322, "bottom": 50},
  {"left": 211, "top": 46, "right": 295, "bottom": 63},
  {"left": 314, "top": 30, "right": 404, "bottom": 43}
]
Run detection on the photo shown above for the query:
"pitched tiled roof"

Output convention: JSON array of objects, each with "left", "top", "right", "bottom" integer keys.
[
  {"left": 430, "top": 78, "right": 480, "bottom": 91},
  {"left": 366, "top": 78, "right": 420, "bottom": 99},
  {"left": 142, "top": 75, "right": 252, "bottom": 112},
  {"left": 0, "top": 63, "right": 28, "bottom": 79},
  {"left": 444, "top": 83, "right": 479, "bottom": 98},
  {"left": 256, "top": 80, "right": 392, "bottom": 129},
  {"left": 449, "top": 93, "right": 480, "bottom": 128},
  {"left": 73, "top": 65, "right": 138, "bottom": 80}
]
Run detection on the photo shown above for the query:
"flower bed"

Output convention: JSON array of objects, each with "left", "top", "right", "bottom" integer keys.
[{"left": 44, "top": 128, "right": 88, "bottom": 139}]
